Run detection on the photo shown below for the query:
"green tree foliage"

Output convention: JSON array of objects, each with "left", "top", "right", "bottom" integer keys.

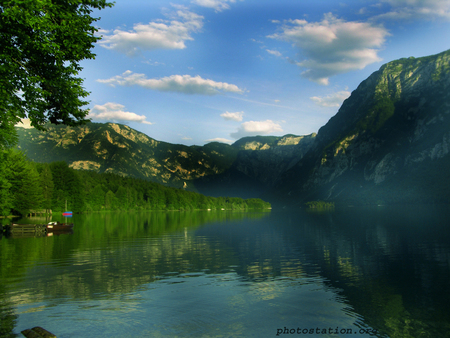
[
  {"left": 49, "top": 161, "right": 84, "bottom": 211},
  {"left": 356, "top": 97, "right": 396, "bottom": 134},
  {"left": 0, "top": 0, "right": 114, "bottom": 148},
  {"left": 3, "top": 149, "right": 41, "bottom": 215},
  {"left": 104, "top": 190, "right": 117, "bottom": 210},
  {"left": 1, "top": 152, "right": 271, "bottom": 216},
  {"left": 37, "top": 163, "right": 53, "bottom": 212},
  {"left": 305, "top": 201, "right": 335, "bottom": 210},
  {"left": 0, "top": 150, "right": 12, "bottom": 215},
  {"left": 0, "top": 112, "right": 18, "bottom": 149}
]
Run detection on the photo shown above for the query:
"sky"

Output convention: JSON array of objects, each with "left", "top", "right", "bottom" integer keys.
[{"left": 57, "top": 0, "right": 450, "bottom": 145}]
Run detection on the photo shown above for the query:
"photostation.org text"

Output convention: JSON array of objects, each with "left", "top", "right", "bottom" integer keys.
[{"left": 276, "top": 327, "right": 378, "bottom": 336}]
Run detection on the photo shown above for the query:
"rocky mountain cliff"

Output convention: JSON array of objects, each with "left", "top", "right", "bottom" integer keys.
[
  {"left": 16, "top": 122, "right": 313, "bottom": 194},
  {"left": 271, "top": 49, "right": 450, "bottom": 206}
]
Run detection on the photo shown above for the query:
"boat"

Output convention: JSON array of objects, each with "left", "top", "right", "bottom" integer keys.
[
  {"left": 46, "top": 229, "right": 73, "bottom": 236},
  {"left": 46, "top": 221, "right": 74, "bottom": 231}
]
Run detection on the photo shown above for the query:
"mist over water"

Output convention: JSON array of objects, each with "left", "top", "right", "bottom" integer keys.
[{"left": 1, "top": 207, "right": 449, "bottom": 337}]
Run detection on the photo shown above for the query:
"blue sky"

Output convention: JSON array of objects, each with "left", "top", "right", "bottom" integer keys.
[{"left": 76, "top": 0, "right": 450, "bottom": 145}]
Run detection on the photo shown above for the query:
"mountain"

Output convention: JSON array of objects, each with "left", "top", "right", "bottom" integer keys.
[
  {"left": 193, "top": 133, "right": 316, "bottom": 198},
  {"left": 16, "top": 122, "right": 236, "bottom": 188},
  {"left": 17, "top": 49, "right": 450, "bottom": 206},
  {"left": 16, "top": 122, "right": 313, "bottom": 195},
  {"left": 271, "top": 49, "right": 450, "bottom": 206}
]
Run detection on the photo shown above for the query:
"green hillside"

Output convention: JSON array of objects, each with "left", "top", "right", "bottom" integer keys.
[
  {"left": 16, "top": 122, "right": 309, "bottom": 195},
  {"left": 16, "top": 122, "right": 239, "bottom": 188}
]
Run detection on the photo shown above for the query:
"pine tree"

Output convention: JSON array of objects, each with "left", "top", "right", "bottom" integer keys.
[
  {"left": 39, "top": 163, "right": 54, "bottom": 214},
  {"left": 7, "top": 149, "right": 42, "bottom": 215},
  {"left": 0, "top": 150, "right": 12, "bottom": 216}
]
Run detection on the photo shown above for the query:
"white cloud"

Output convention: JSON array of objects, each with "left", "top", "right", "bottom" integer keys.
[
  {"left": 205, "top": 137, "right": 234, "bottom": 144},
  {"left": 230, "top": 120, "right": 283, "bottom": 139},
  {"left": 266, "top": 49, "right": 283, "bottom": 57},
  {"left": 142, "top": 59, "right": 165, "bottom": 66},
  {"left": 192, "top": 0, "right": 237, "bottom": 12},
  {"left": 88, "top": 102, "right": 153, "bottom": 125},
  {"left": 228, "top": 95, "right": 301, "bottom": 111},
  {"left": 268, "top": 13, "right": 389, "bottom": 85},
  {"left": 96, "top": 28, "right": 111, "bottom": 36},
  {"left": 375, "top": 0, "right": 450, "bottom": 21},
  {"left": 250, "top": 38, "right": 264, "bottom": 44},
  {"left": 220, "top": 111, "right": 244, "bottom": 121},
  {"left": 98, "top": 71, "right": 245, "bottom": 95},
  {"left": 98, "top": 6, "right": 203, "bottom": 56},
  {"left": 310, "top": 90, "right": 351, "bottom": 107}
]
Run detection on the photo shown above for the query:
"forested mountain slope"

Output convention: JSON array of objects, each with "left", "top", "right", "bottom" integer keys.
[
  {"left": 16, "top": 123, "right": 312, "bottom": 195},
  {"left": 17, "top": 123, "right": 235, "bottom": 188}
]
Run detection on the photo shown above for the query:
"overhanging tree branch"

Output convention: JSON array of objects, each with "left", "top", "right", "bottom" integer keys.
[{"left": 0, "top": 0, "right": 114, "bottom": 147}]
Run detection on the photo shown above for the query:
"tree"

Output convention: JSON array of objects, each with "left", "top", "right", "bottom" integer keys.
[
  {"left": 6, "top": 149, "right": 42, "bottom": 215},
  {"left": 87, "top": 183, "right": 105, "bottom": 211},
  {"left": 0, "top": 0, "right": 114, "bottom": 148},
  {"left": 0, "top": 150, "right": 12, "bottom": 215},
  {"left": 38, "top": 163, "right": 54, "bottom": 213},
  {"left": 104, "top": 190, "right": 117, "bottom": 210},
  {"left": 115, "top": 186, "right": 129, "bottom": 210},
  {"left": 49, "top": 161, "right": 84, "bottom": 211}
]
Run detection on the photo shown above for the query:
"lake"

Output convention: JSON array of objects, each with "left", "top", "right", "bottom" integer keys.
[{"left": 1, "top": 207, "right": 450, "bottom": 337}]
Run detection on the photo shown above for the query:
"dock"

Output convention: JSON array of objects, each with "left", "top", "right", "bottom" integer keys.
[{"left": 3, "top": 223, "right": 47, "bottom": 235}]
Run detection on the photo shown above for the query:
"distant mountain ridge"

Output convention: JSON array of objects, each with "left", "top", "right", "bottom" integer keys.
[{"left": 16, "top": 122, "right": 313, "bottom": 194}]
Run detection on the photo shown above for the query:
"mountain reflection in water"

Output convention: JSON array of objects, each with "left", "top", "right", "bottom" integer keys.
[{"left": 1, "top": 207, "right": 449, "bottom": 337}]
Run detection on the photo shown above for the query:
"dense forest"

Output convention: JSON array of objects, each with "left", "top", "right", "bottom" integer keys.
[{"left": 0, "top": 148, "right": 271, "bottom": 217}]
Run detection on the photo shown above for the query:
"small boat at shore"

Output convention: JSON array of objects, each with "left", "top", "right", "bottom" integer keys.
[{"left": 47, "top": 221, "right": 74, "bottom": 231}]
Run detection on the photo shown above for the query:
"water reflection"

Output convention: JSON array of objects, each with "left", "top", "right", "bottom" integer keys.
[
  {"left": 2, "top": 211, "right": 267, "bottom": 300},
  {"left": 0, "top": 285, "right": 17, "bottom": 338},
  {"left": 278, "top": 206, "right": 450, "bottom": 338},
  {"left": 1, "top": 207, "right": 449, "bottom": 337}
]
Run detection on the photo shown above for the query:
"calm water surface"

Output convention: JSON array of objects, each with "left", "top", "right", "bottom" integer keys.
[{"left": 1, "top": 207, "right": 450, "bottom": 337}]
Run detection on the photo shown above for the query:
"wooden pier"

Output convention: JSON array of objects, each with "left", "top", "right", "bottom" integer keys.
[{"left": 3, "top": 223, "right": 47, "bottom": 235}]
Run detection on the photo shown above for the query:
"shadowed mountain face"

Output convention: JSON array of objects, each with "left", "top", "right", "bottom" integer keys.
[
  {"left": 17, "top": 49, "right": 450, "bottom": 206},
  {"left": 193, "top": 134, "right": 316, "bottom": 198},
  {"left": 271, "top": 49, "right": 450, "bottom": 206}
]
